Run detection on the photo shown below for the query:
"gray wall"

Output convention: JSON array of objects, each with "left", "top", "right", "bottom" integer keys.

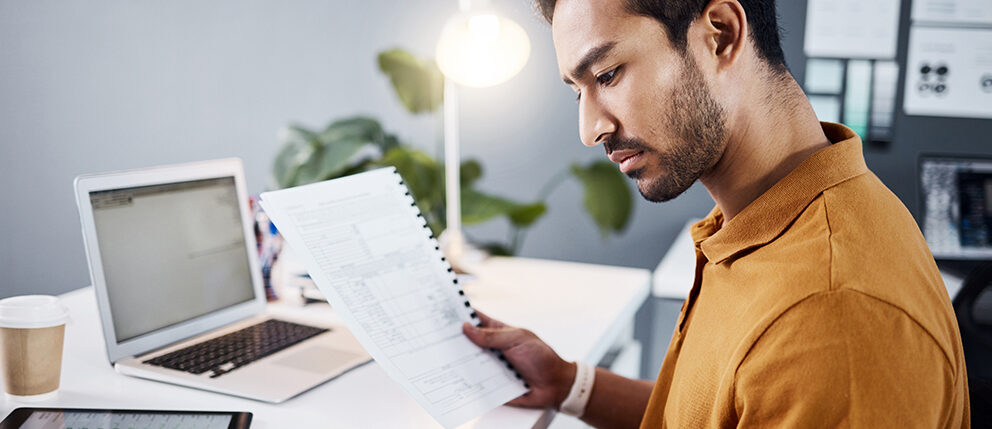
[{"left": 0, "top": 0, "right": 713, "bottom": 299}]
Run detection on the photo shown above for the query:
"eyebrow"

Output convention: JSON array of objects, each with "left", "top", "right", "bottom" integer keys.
[{"left": 562, "top": 41, "right": 618, "bottom": 85}]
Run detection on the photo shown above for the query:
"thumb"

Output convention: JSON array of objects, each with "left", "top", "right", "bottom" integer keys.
[
  {"left": 463, "top": 323, "right": 526, "bottom": 350},
  {"left": 474, "top": 310, "right": 507, "bottom": 329}
]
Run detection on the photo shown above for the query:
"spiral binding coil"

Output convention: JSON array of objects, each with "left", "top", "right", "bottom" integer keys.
[{"left": 393, "top": 169, "right": 526, "bottom": 385}]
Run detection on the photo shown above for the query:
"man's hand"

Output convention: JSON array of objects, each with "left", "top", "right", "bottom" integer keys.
[{"left": 462, "top": 312, "right": 576, "bottom": 409}]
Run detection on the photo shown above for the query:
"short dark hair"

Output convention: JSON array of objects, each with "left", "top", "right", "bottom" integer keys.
[{"left": 536, "top": 0, "right": 787, "bottom": 73}]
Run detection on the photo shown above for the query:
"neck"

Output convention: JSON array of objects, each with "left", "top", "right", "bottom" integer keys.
[{"left": 700, "top": 76, "right": 830, "bottom": 222}]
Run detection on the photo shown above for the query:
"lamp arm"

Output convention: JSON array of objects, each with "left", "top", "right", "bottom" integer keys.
[{"left": 443, "top": 78, "right": 464, "bottom": 259}]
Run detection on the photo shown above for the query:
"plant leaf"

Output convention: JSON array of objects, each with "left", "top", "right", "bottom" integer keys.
[
  {"left": 508, "top": 202, "right": 547, "bottom": 227},
  {"left": 379, "top": 147, "right": 443, "bottom": 203},
  {"left": 382, "top": 134, "right": 400, "bottom": 151},
  {"left": 272, "top": 142, "right": 303, "bottom": 188},
  {"left": 377, "top": 48, "right": 444, "bottom": 114},
  {"left": 321, "top": 117, "right": 383, "bottom": 145},
  {"left": 274, "top": 117, "right": 405, "bottom": 188},
  {"left": 273, "top": 125, "right": 319, "bottom": 188},
  {"left": 460, "top": 189, "right": 545, "bottom": 227},
  {"left": 293, "top": 136, "right": 369, "bottom": 185},
  {"left": 379, "top": 146, "right": 445, "bottom": 236},
  {"left": 460, "top": 159, "right": 483, "bottom": 187},
  {"left": 570, "top": 160, "right": 633, "bottom": 237},
  {"left": 460, "top": 189, "right": 520, "bottom": 225}
]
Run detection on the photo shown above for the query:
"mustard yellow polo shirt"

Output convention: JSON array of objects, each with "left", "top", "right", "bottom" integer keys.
[{"left": 639, "top": 123, "right": 969, "bottom": 428}]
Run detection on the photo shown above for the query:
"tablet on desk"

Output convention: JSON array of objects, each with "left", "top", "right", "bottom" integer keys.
[{"left": 0, "top": 408, "right": 252, "bottom": 429}]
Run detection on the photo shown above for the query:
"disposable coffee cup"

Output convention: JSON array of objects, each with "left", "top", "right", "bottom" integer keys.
[{"left": 0, "top": 295, "right": 69, "bottom": 401}]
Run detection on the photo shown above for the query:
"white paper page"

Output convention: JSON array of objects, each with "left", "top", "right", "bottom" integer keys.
[
  {"left": 904, "top": 26, "right": 992, "bottom": 119},
  {"left": 804, "top": 0, "right": 901, "bottom": 59},
  {"left": 260, "top": 168, "right": 526, "bottom": 429}
]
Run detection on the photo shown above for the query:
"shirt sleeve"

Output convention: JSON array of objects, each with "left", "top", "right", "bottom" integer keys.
[{"left": 734, "top": 289, "right": 960, "bottom": 428}]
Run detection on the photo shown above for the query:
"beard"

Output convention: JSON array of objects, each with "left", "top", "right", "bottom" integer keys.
[{"left": 604, "top": 56, "right": 727, "bottom": 203}]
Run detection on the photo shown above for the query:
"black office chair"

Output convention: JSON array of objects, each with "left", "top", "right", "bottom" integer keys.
[{"left": 954, "top": 262, "right": 992, "bottom": 427}]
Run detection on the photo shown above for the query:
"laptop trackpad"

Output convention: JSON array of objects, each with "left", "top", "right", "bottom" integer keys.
[{"left": 275, "top": 346, "right": 362, "bottom": 374}]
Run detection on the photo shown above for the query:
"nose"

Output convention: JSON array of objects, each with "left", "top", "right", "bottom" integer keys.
[{"left": 578, "top": 95, "right": 617, "bottom": 147}]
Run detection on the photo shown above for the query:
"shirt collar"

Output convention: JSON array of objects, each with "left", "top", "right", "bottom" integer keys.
[{"left": 691, "top": 122, "right": 868, "bottom": 264}]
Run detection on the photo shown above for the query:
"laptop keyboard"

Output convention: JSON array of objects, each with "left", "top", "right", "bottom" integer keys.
[{"left": 143, "top": 319, "right": 329, "bottom": 378}]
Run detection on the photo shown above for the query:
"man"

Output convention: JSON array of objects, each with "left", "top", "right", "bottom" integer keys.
[{"left": 462, "top": 0, "right": 970, "bottom": 427}]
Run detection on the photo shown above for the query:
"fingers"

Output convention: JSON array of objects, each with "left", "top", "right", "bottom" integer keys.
[
  {"left": 462, "top": 323, "right": 529, "bottom": 350},
  {"left": 507, "top": 394, "right": 542, "bottom": 408}
]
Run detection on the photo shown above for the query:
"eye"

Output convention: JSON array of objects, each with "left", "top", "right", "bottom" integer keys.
[{"left": 596, "top": 67, "right": 619, "bottom": 86}]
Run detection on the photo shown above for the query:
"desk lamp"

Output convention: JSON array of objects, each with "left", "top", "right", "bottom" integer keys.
[{"left": 435, "top": 0, "right": 530, "bottom": 262}]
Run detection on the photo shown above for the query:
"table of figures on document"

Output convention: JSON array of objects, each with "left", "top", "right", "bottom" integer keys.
[
  {"left": 284, "top": 182, "right": 523, "bottom": 421},
  {"left": 17, "top": 411, "right": 232, "bottom": 429}
]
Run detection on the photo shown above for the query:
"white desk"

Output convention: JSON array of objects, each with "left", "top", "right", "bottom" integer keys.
[{"left": 0, "top": 257, "right": 650, "bottom": 428}]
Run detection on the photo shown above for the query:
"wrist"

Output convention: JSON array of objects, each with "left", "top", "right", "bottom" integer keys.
[
  {"left": 553, "top": 360, "right": 577, "bottom": 410},
  {"left": 558, "top": 361, "right": 596, "bottom": 417}
]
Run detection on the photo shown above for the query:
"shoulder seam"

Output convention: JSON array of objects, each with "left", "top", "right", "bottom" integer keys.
[
  {"left": 733, "top": 289, "right": 955, "bottom": 386},
  {"left": 732, "top": 289, "right": 955, "bottom": 417},
  {"left": 842, "top": 289, "right": 955, "bottom": 369},
  {"left": 822, "top": 192, "right": 836, "bottom": 292}
]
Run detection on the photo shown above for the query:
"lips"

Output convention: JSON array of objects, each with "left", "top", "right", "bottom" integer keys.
[
  {"left": 608, "top": 150, "right": 643, "bottom": 173},
  {"left": 607, "top": 149, "right": 640, "bottom": 164}
]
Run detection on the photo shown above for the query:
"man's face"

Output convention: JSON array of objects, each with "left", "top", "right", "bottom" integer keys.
[{"left": 552, "top": 0, "right": 728, "bottom": 202}]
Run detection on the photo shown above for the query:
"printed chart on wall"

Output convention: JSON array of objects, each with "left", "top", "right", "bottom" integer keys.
[
  {"left": 905, "top": 0, "right": 992, "bottom": 119},
  {"left": 904, "top": 27, "right": 992, "bottom": 119}
]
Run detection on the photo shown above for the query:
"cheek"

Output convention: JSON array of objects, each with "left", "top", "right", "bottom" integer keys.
[
  {"left": 614, "top": 88, "right": 673, "bottom": 146},
  {"left": 611, "top": 67, "right": 680, "bottom": 142}
]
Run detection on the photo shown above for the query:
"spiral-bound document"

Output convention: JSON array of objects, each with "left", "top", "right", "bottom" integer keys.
[{"left": 259, "top": 168, "right": 527, "bottom": 429}]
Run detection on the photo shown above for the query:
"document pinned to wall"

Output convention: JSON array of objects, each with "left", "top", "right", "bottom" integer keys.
[
  {"left": 804, "top": 0, "right": 901, "bottom": 59},
  {"left": 844, "top": 60, "right": 874, "bottom": 138},
  {"left": 903, "top": 26, "right": 992, "bottom": 119},
  {"left": 870, "top": 61, "right": 901, "bottom": 140},
  {"left": 260, "top": 168, "right": 527, "bottom": 429},
  {"left": 912, "top": 0, "right": 992, "bottom": 25}
]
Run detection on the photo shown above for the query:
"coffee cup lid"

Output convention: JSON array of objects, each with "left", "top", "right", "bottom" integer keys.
[{"left": 0, "top": 295, "right": 69, "bottom": 329}]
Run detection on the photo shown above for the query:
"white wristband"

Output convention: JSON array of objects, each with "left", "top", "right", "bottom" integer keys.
[{"left": 559, "top": 361, "right": 595, "bottom": 417}]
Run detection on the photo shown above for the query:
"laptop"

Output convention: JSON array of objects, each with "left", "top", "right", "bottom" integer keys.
[{"left": 73, "top": 158, "right": 371, "bottom": 403}]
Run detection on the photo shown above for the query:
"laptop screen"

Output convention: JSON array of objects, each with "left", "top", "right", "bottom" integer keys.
[
  {"left": 921, "top": 156, "right": 992, "bottom": 260},
  {"left": 89, "top": 176, "right": 256, "bottom": 343}
]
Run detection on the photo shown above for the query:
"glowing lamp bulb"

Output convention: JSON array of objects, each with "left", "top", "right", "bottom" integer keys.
[{"left": 436, "top": 13, "right": 531, "bottom": 88}]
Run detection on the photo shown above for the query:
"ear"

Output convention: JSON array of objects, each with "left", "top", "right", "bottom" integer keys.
[{"left": 698, "top": 0, "right": 747, "bottom": 71}]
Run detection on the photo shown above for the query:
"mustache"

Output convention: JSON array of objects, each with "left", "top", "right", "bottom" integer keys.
[{"left": 604, "top": 134, "right": 650, "bottom": 156}]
